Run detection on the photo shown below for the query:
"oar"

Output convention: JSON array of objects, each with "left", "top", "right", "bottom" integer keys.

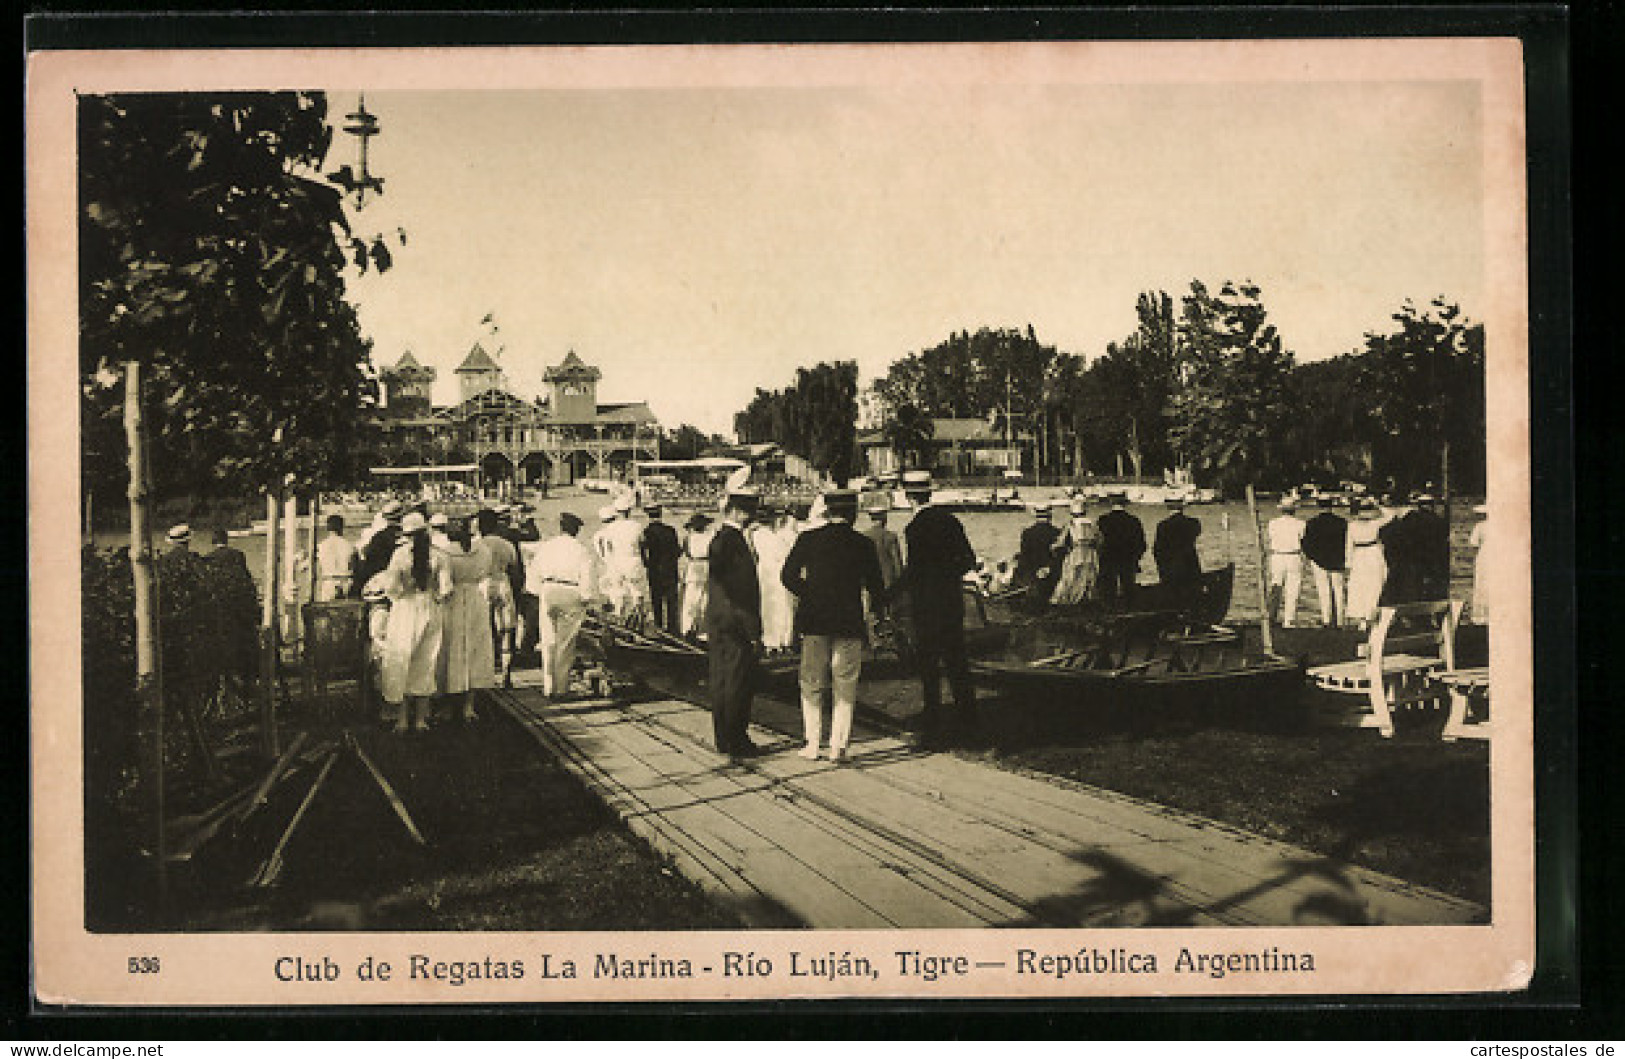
[
  {"left": 250, "top": 745, "right": 339, "bottom": 888},
  {"left": 347, "top": 732, "right": 426, "bottom": 846}
]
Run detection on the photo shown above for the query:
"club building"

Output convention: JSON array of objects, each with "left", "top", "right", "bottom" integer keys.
[{"left": 376, "top": 344, "right": 660, "bottom": 489}]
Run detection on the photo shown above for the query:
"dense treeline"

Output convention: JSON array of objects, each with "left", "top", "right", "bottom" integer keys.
[
  {"left": 851, "top": 281, "right": 1486, "bottom": 496},
  {"left": 734, "top": 361, "right": 861, "bottom": 483}
]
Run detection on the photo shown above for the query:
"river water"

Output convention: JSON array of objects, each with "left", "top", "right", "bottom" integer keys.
[{"left": 95, "top": 493, "right": 1482, "bottom": 624}]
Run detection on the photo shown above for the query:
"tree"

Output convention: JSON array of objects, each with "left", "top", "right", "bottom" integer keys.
[
  {"left": 662, "top": 423, "right": 715, "bottom": 461},
  {"left": 1167, "top": 280, "right": 1297, "bottom": 494},
  {"left": 1357, "top": 298, "right": 1486, "bottom": 495},
  {"left": 880, "top": 403, "right": 936, "bottom": 471},
  {"left": 733, "top": 361, "right": 860, "bottom": 483},
  {"left": 79, "top": 92, "right": 382, "bottom": 510}
]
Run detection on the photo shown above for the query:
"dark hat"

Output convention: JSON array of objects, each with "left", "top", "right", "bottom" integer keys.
[
  {"left": 724, "top": 487, "right": 760, "bottom": 514},
  {"left": 559, "top": 512, "right": 584, "bottom": 534},
  {"left": 646, "top": 503, "right": 664, "bottom": 517},
  {"left": 684, "top": 512, "right": 713, "bottom": 530},
  {"left": 1108, "top": 490, "right": 1129, "bottom": 504},
  {"left": 1317, "top": 495, "right": 1339, "bottom": 508},
  {"left": 381, "top": 500, "right": 405, "bottom": 521},
  {"left": 822, "top": 488, "right": 858, "bottom": 513}
]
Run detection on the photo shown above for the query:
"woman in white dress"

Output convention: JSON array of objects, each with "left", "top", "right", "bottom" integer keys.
[
  {"left": 1343, "top": 499, "right": 1390, "bottom": 628},
  {"left": 679, "top": 513, "right": 715, "bottom": 638},
  {"left": 381, "top": 512, "right": 453, "bottom": 734},
  {"left": 753, "top": 506, "right": 798, "bottom": 652},
  {"left": 1049, "top": 499, "right": 1101, "bottom": 606},
  {"left": 436, "top": 518, "right": 496, "bottom": 722},
  {"left": 1469, "top": 504, "right": 1492, "bottom": 624}
]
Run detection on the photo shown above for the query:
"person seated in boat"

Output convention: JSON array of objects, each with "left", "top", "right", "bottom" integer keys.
[
  {"left": 1096, "top": 492, "right": 1147, "bottom": 608},
  {"left": 1014, "top": 502, "right": 1062, "bottom": 604},
  {"left": 1152, "top": 498, "right": 1204, "bottom": 608}
]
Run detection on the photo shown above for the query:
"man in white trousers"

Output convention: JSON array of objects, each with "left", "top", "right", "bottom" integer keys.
[
  {"left": 779, "top": 488, "right": 885, "bottom": 763},
  {"left": 526, "top": 511, "right": 599, "bottom": 698},
  {"left": 1266, "top": 495, "right": 1308, "bottom": 627}
]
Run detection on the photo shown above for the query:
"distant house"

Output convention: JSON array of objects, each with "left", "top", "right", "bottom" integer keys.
[
  {"left": 377, "top": 345, "right": 659, "bottom": 488},
  {"left": 856, "top": 417, "right": 1029, "bottom": 478},
  {"left": 705, "top": 442, "right": 822, "bottom": 484}
]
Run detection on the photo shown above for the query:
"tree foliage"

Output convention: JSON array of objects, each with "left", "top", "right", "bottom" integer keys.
[
  {"left": 735, "top": 361, "right": 861, "bottom": 483},
  {"left": 1357, "top": 297, "right": 1486, "bottom": 494},
  {"left": 880, "top": 402, "right": 935, "bottom": 471},
  {"left": 1167, "top": 280, "right": 1298, "bottom": 493},
  {"left": 79, "top": 92, "right": 382, "bottom": 509}
]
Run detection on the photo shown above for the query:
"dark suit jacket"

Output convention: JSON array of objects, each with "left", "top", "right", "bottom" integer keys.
[
  {"left": 640, "top": 520, "right": 682, "bottom": 584},
  {"left": 898, "top": 506, "right": 976, "bottom": 635},
  {"left": 705, "top": 523, "right": 762, "bottom": 640},
  {"left": 1153, "top": 512, "right": 1203, "bottom": 584},
  {"left": 1097, "top": 509, "right": 1146, "bottom": 569},
  {"left": 1302, "top": 512, "right": 1348, "bottom": 572},
  {"left": 781, "top": 521, "right": 885, "bottom": 638},
  {"left": 1015, "top": 521, "right": 1061, "bottom": 580}
]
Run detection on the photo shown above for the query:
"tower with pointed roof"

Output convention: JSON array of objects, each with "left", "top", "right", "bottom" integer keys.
[
  {"left": 380, "top": 349, "right": 437, "bottom": 416},
  {"left": 455, "top": 342, "right": 509, "bottom": 403},
  {"left": 543, "top": 349, "right": 602, "bottom": 422}
]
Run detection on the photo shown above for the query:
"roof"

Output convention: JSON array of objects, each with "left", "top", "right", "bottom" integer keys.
[
  {"left": 455, "top": 342, "right": 503, "bottom": 374},
  {"left": 394, "top": 349, "right": 421, "bottom": 370},
  {"left": 857, "top": 417, "right": 1028, "bottom": 446},
  {"left": 544, "top": 349, "right": 602, "bottom": 382}
]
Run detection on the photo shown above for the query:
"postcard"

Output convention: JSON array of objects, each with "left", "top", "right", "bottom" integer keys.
[{"left": 29, "top": 37, "right": 1533, "bottom": 1004}]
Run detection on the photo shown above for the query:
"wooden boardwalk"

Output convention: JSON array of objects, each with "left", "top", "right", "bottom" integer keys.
[{"left": 494, "top": 678, "right": 1485, "bottom": 930}]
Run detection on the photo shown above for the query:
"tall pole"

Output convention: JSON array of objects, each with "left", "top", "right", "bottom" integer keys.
[
  {"left": 260, "top": 485, "right": 282, "bottom": 759},
  {"left": 124, "top": 362, "right": 166, "bottom": 902}
]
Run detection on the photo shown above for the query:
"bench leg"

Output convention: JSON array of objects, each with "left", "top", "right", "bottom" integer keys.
[{"left": 1442, "top": 688, "right": 1490, "bottom": 742}]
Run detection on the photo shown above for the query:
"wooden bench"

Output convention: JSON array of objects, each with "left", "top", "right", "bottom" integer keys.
[
  {"left": 1306, "top": 600, "right": 1464, "bottom": 738},
  {"left": 1435, "top": 666, "right": 1491, "bottom": 742}
]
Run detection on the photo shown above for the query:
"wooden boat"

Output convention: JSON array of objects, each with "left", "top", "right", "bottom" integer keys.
[
  {"left": 587, "top": 591, "right": 1010, "bottom": 696},
  {"left": 970, "top": 609, "right": 1304, "bottom": 732}
]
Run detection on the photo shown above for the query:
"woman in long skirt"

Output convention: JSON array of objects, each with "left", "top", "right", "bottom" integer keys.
[
  {"left": 1049, "top": 500, "right": 1101, "bottom": 606},
  {"left": 680, "top": 513, "right": 715, "bottom": 639},
  {"left": 754, "top": 507, "right": 798, "bottom": 652},
  {"left": 381, "top": 513, "right": 452, "bottom": 733},
  {"left": 1344, "top": 499, "right": 1389, "bottom": 628},
  {"left": 1469, "top": 504, "right": 1492, "bottom": 625},
  {"left": 436, "top": 518, "right": 496, "bottom": 722}
]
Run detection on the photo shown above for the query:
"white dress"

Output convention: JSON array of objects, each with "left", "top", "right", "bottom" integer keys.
[
  {"left": 380, "top": 542, "right": 452, "bottom": 704},
  {"left": 437, "top": 542, "right": 495, "bottom": 694},
  {"left": 1470, "top": 520, "right": 1492, "bottom": 624},
  {"left": 680, "top": 528, "right": 714, "bottom": 636},
  {"left": 1344, "top": 517, "right": 1389, "bottom": 625},
  {"left": 754, "top": 524, "right": 797, "bottom": 650}
]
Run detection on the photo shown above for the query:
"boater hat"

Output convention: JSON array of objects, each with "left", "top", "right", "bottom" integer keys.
[
  {"left": 166, "top": 523, "right": 191, "bottom": 543},
  {"left": 401, "top": 512, "right": 428, "bottom": 535},
  {"left": 1278, "top": 495, "right": 1298, "bottom": 510},
  {"left": 428, "top": 512, "right": 450, "bottom": 529},
  {"left": 599, "top": 505, "right": 619, "bottom": 522},
  {"left": 381, "top": 500, "right": 405, "bottom": 521}
]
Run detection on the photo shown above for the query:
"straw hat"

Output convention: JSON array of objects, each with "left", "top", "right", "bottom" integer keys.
[
  {"left": 599, "top": 505, "right": 619, "bottom": 522},
  {"left": 166, "top": 523, "right": 191, "bottom": 543},
  {"left": 401, "top": 512, "right": 428, "bottom": 535}
]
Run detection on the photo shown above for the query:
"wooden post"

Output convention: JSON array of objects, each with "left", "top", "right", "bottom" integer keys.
[
  {"left": 260, "top": 487, "right": 282, "bottom": 759},
  {"left": 123, "top": 362, "right": 166, "bottom": 900},
  {"left": 282, "top": 491, "right": 300, "bottom": 647},
  {"left": 303, "top": 491, "right": 321, "bottom": 703},
  {"left": 1245, "top": 485, "right": 1275, "bottom": 655}
]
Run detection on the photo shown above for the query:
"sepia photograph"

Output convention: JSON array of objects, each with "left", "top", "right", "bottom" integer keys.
[{"left": 28, "top": 37, "right": 1534, "bottom": 1004}]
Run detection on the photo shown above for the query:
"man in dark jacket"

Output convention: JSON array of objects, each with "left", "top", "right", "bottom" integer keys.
[
  {"left": 1406, "top": 492, "right": 1452, "bottom": 601},
  {"left": 640, "top": 503, "right": 683, "bottom": 634},
  {"left": 1378, "top": 495, "right": 1424, "bottom": 605},
  {"left": 1301, "top": 497, "right": 1349, "bottom": 626},
  {"left": 1014, "top": 503, "right": 1062, "bottom": 604},
  {"left": 706, "top": 488, "right": 764, "bottom": 761},
  {"left": 1152, "top": 500, "right": 1203, "bottom": 604},
  {"left": 897, "top": 480, "right": 980, "bottom": 748},
  {"left": 1097, "top": 493, "right": 1146, "bottom": 606},
  {"left": 781, "top": 489, "right": 885, "bottom": 763}
]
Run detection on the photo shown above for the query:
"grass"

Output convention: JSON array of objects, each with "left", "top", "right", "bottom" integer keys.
[{"left": 116, "top": 695, "right": 743, "bottom": 933}]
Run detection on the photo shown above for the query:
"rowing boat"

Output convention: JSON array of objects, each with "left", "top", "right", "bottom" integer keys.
[{"left": 969, "top": 607, "right": 1304, "bottom": 732}]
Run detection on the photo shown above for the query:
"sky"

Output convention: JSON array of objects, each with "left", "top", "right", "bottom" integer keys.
[{"left": 338, "top": 80, "right": 1484, "bottom": 435}]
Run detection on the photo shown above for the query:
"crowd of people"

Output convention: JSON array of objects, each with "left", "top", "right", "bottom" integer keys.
[
  {"left": 1263, "top": 490, "right": 1491, "bottom": 629},
  {"left": 1004, "top": 486, "right": 1493, "bottom": 630}
]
